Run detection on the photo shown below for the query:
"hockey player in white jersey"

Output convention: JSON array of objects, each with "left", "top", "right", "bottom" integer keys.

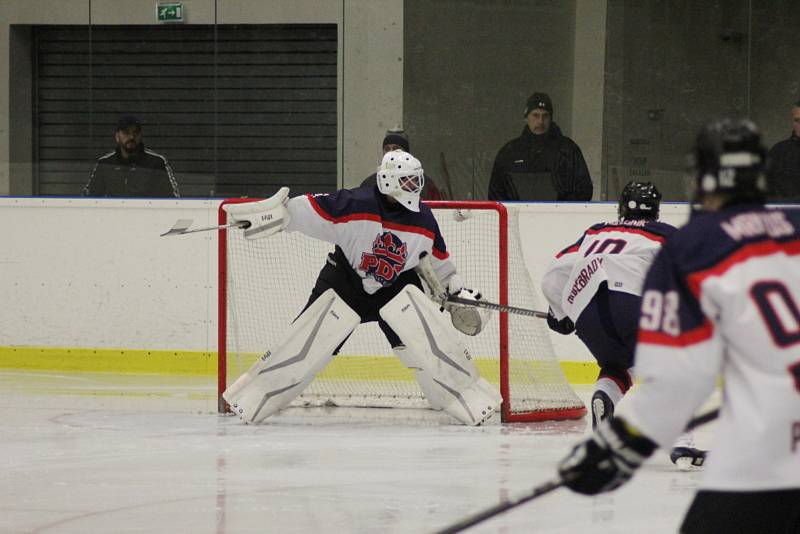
[
  {"left": 220, "top": 149, "right": 500, "bottom": 426},
  {"left": 542, "top": 180, "right": 677, "bottom": 428},
  {"left": 542, "top": 181, "right": 705, "bottom": 466},
  {"left": 558, "top": 119, "right": 800, "bottom": 533}
]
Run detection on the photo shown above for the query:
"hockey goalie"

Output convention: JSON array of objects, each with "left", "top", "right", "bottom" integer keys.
[{"left": 221, "top": 149, "right": 501, "bottom": 425}]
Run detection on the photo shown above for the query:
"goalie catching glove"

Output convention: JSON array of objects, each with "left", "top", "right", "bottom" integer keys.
[
  {"left": 443, "top": 273, "right": 490, "bottom": 336},
  {"left": 558, "top": 416, "right": 657, "bottom": 495},
  {"left": 414, "top": 253, "right": 490, "bottom": 336},
  {"left": 223, "top": 186, "right": 291, "bottom": 240}
]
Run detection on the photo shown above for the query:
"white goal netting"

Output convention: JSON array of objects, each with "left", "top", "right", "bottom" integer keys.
[{"left": 219, "top": 200, "right": 585, "bottom": 422}]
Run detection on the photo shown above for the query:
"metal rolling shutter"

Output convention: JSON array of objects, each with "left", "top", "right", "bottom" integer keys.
[{"left": 35, "top": 24, "right": 337, "bottom": 197}]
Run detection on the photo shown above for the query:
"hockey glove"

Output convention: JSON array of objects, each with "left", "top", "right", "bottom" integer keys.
[
  {"left": 439, "top": 273, "right": 489, "bottom": 336},
  {"left": 223, "top": 186, "right": 290, "bottom": 240},
  {"left": 445, "top": 273, "right": 466, "bottom": 297},
  {"left": 448, "top": 288, "right": 490, "bottom": 336},
  {"left": 558, "top": 416, "right": 657, "bottom": 495},
  {"left": 547, "top": 308, "right": 576, "bottom": 335}
]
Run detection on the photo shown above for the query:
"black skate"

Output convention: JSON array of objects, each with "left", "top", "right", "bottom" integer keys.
[
  {"left": 670, "top": 447, "right": 707, "bottom": 470},
  {"left": 591, "top": 390, "right": 614, "bottom": 430}
]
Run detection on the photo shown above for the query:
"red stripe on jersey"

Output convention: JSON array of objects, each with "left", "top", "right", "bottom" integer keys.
[
  {"left": 432, "top": 247, "right": 449, "bottom": 260},
  {"left": 687, "top": 238, "right": 800, "bottom": 298},
  {"left": 305, "top": 194, "right": 445, "bottom": 253},
  {"left": 383, "top": 221, "right": 436, "bottom": 240},
  {"left": 638, "top": 319, "right": 714, "bottom": 347},
  {"left": 556, "top": 244, "right": 580, "bottom": 258},
  {"left": 585, "top": 226, "right": 666, "bottom": 243},
  {"left": 305, "top": 194, "right": 387, "bottom": 224}
]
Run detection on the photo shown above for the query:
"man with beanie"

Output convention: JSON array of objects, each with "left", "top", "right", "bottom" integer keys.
[
  {"left": 83, "top": 115, "right": 180, "bottom": 198},
  {"left": 360, "top": 129, "right": 444, "bottom": 200},
  {"left": 488, "top": 92, "right": 592, "bottom": 201}
]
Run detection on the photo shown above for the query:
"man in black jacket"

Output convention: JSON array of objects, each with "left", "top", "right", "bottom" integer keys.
[
  {"left": 488, "top": 92, "right": 592, "bottom": 201},
  {"left": 766, "top": 100, "right": 800, "bottom": 202},
  {"left": 83, "top": 116, "right": 180, "bottom": 198}
]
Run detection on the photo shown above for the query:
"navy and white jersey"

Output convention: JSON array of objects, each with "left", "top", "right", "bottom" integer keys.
[
  {"left": 617, "top": 204, "right": 800, "bottom": 491},
  {"left": 542, "top": 219, "right": 676, "bottom": 322},
  {"left": 284, "top": 185, "right": 456, "bottom": 295}
]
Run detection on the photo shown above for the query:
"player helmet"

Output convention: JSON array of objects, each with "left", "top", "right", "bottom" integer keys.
[
  {"left": 618, "top": 181, "right": 661, "bottom": 220},
  {"left": 692, "top": 119, "right": 767, "bottom": 204},
  {"left": 376, "top": 149, "right": 425, "bottom": 212}
]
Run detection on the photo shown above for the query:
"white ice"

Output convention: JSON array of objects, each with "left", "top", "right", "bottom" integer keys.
[{"left": 0, "top": 371, "right": 715, "bottom": 534}]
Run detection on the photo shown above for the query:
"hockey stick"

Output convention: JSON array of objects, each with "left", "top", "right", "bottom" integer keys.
[
  {"left": 445, "top": 295, "right": 548, "bottom": 319},
  {"left": 160, "top": 219, "right": 250, "bottom": 237},
  {"left": 432, "top": 408, "right": 720, "bottom": 534},
  {"left": 433, "top": 477, "right": 563, "bottom": 534},
  {"left": 415, "top": 251, "right": 548, "bottom": 319}
]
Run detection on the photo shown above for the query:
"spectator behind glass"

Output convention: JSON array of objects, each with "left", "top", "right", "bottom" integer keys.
[
  {"left": 766, "top": 100, "right": 800, "bottom": 202},
  {"left": 82, "top": 115, "right": 180, "bottom": 198},
  {"left": 488, "top": 92, "right": 592, "bottom": 201},
  {"left": 360, "top": 129, "right": 444, "bottom": 200}
]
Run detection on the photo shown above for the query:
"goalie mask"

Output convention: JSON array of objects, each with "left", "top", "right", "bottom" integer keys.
[
  {"left": 691, "top": 119, "right": 767, "bottom": 206},
  {"left": 376, "top": 149, "right": 425, "bottom": 212},
  {"left": 618, "top": 181, "right": 661, "bottom": 220}
]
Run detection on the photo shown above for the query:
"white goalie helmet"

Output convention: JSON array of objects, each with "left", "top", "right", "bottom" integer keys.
[{"left": 376, "top": 149, "right": 425, "bottom": 212}]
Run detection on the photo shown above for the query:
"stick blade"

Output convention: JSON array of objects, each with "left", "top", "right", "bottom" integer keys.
[{"left": 160, "top": 219, "right": 194, "bottom": 237}]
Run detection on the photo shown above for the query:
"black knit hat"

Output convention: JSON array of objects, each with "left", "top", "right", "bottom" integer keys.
[
  {"left": 382, "top": 130, "right": 410, "bottom": 152},
  {"left": 116, "top": 115, "right": 142, "bottom": 131},
  {"left": 524, "top": 92, "right": 553, "bottom": 117}
]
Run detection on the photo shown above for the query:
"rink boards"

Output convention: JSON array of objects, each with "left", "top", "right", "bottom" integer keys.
[{"left": 0, "top": 197, "right": 692, "bottom": 382}]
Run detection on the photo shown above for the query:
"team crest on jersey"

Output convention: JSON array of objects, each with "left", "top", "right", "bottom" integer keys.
[{"left": 359, "top": 231, "right": 408, "bottom": 286}]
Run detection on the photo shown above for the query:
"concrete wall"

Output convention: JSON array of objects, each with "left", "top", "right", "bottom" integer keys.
[
  {"left": 0, "top": 0, "right": 403, "bottom": 195},
  {"left": 404, "top": 0, "right": 596, "bottom": 201},
  {"left": 1, "top": 1, "right": 609, "bottom": 200},
  {"left": 603, "top": 0, "right": 800, "bottom": 202},
  {"left": 5, "top": 1, "right": 794, "bottom": 203},
  {"left": 572, "top": 0, "right": 607, "bottom": 196},
  {"left": 0, "top": 198, "right": 691, "bottom": 364}
]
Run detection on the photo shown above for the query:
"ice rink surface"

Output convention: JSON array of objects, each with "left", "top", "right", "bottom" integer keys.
[{"left": 0, "top": 371, "right": 715, "bottom": 534}]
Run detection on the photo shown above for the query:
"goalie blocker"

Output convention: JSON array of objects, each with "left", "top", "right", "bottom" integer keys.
[{"left": 223, "top": 186, "right": 290, "bottom": 240}]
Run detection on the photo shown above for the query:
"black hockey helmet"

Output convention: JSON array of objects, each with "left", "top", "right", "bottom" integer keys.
[
  {"left": 618, "top": 181, "right": 661, "bottom": 220},
  {"left": 692, "top": 119, "right": 767, "bottom": 204}
]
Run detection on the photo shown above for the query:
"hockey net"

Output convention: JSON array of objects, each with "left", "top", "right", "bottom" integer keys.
[{"left": 218, "top": 199, "right": 585, "bottom": 422}]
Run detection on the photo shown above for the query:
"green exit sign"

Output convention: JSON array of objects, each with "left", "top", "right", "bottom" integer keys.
[{"left": 157, "top": 3, "right": 184, "bottom": 23}]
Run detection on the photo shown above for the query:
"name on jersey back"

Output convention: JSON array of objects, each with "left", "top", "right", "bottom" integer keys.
[{"left": 721, "top": 211, "right": 795, "bottom": 241}]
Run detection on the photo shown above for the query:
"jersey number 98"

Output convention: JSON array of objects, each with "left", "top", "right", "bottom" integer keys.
[{"left": 640, "top": 290, "right": 680, "bottom": 336}]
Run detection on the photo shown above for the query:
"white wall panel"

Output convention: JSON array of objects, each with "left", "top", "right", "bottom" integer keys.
[
  {"left": 1, "top": 198, "right": 217, "bottom": 350},
  {"left": 0, "top": 199, "right": 691, "bottom": 362}
]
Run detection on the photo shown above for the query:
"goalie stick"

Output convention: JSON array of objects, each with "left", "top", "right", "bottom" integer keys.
[
  {"left": 433, "top": 407, "right": 721, "bottom": 534},
  {"left": 445, "top": 295, "right": 548, "bottom": 319},
  {"left": 160, "top": 219, "right": 250, "bottom": 237},
  {"left": 415, "top": 251, "right": 548, "bottom": 319}
]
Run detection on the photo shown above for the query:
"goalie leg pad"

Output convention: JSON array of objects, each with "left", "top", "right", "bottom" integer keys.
[
  {"left": 382, "top": 286, "right": 502, "bottom": 425},
  {"left": 223, "top": 288, "right": 359, "bottom": 424}
]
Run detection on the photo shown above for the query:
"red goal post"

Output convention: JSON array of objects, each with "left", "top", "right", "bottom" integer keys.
[{"left": 218, "top": 198, "right": 586, "bottom": 423}]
